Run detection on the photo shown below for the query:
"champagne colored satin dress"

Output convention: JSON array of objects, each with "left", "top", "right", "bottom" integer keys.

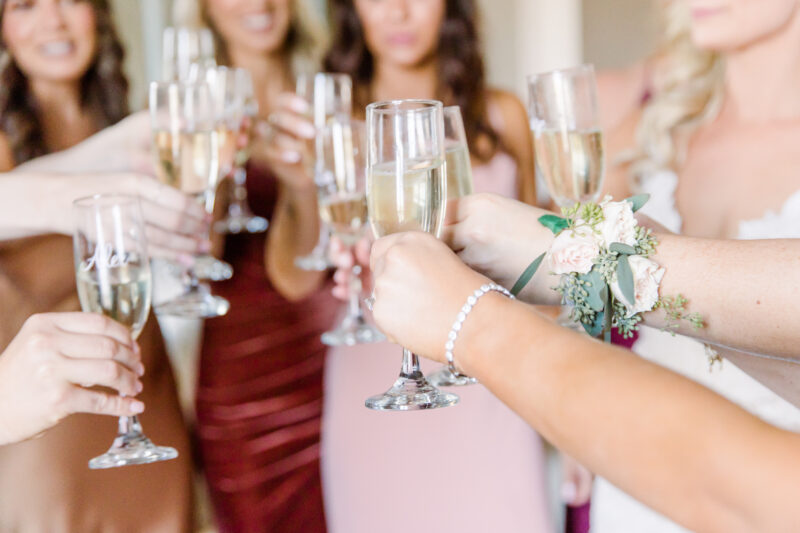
[{"left": 0, "top": 235, "right": 193, "bottom": 532}]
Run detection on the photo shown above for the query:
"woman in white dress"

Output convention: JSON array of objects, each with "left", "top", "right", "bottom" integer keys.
[{"left": 593, "top": 0, "right": 800, "bottom": 530}]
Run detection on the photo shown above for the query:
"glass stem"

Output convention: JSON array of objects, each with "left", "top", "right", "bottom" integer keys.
[
  {"left": 229, "top": 166, "right": 248, "bottom": 214},
  {"left": 118, "top": 415, "right": 143, "bottom": 436},
  {"left": 347, "top": 264, "right": 363, "bottom": 321},
  {"left": 400, "top": 349, "right": 423, "bottom": 380}
]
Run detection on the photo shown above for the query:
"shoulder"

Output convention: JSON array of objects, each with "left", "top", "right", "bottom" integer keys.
[
  {"left": 0, "top": 131, "right": 15, "bottom": 171},
  {"left": 485, "top": 88, "right": 531, "bottom": 158}
]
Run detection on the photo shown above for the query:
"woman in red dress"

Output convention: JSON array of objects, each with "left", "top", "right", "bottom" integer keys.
[{"left": 194, "top": 1, "right": 336, "bottom": 531}]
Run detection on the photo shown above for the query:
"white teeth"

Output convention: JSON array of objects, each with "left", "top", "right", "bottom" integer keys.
[
  {"left": 242, "top": 14, "right": 272, "bottom": 31},
  {"left": 40, "top": 41, "right": 73, "bottom": 56}
]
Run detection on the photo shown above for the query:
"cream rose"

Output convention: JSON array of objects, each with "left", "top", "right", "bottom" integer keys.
[
  {"left": 547, "top": 228, "right": 600, "bottom": 275},
  {"left": 599, "top": 200, "right": 637, "bottom": 247},
  {"left": 611, "top": 255, "right": 665, "bottom": 316}
]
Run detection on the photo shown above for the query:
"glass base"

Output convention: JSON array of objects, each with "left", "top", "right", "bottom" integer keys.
[
  {"left": 193, "top": 255, "right": 233, "bottom": 281},
  {"left": 427, "top": 366, "right": 479, "bottom": 387},
  {"left": 214, "top": 214, "right": 268, "bottom": 235},
  {"left": 155, "top": 290, "right": 230, "bottom": 319},
  {"left": 321, "top": 320, "right": 385, "bottom": 347},
  {"left": 294, "top": 252, "right": 331, "bottom": 272},
  {"left": 89, "top": 432, "right": 178, "bottom": 469},
  {"left": 365, "top": 374, "right": 459, "bottom": 411}
]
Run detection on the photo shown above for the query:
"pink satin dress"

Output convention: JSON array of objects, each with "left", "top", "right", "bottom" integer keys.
[{"left": 321, "top": 153, "right": 555, "bottom": 533}]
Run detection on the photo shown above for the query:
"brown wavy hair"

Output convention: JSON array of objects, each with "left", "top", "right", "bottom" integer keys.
[
  {"left": 324, "top": 0, "right": 498, "bottom": 161},
  {"left": 0, "top": 0, "right": 129, "bottom": 165}
]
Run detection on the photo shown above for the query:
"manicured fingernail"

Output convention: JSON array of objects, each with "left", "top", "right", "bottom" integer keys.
[
  {"left": 560, "top": 482, "right": 577, "bottom": 504},
  {"left": 136, "top": 363, "right": 145, "bottom": 376},
  {"left": 282, "top": 150, "right": 301, "bottom": 163},
  {"left": 299, "top": 123, "right": 316, "bottom": 139},
  {"left": 289, "top": 97, "right": 309, "bottom": 114},
  {"left": 135, "top": 380, "right": 143, "bottom": 393},
  {"left": 130, "top": 400, "right": 145, "bottom": 414},
  {"left": 177, "top": 253, "right": 195, "bottom": 267},
  {"left": 133, "top": 342, "right": 141, "bottom": 355}
]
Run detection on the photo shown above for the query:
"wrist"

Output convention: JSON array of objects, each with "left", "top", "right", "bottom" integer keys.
[{"left": 455, "top": 291, "right": 519, "bottom": 377}]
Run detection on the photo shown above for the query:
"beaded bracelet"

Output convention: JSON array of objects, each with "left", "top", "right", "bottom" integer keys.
[{"left": 445, "top": 283, "right": 515, "bottom": 378}]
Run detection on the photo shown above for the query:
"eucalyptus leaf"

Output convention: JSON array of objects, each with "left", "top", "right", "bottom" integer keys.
[
  {"left": 625, "top": 193, "right": 650, "bottom": 213},
  {"left": 538, "top": 214, "right": 569, "bottom": 235},
  {"left": 603, "top": 287, "right": 613, "bottom": 343},
  {"left": 581, "top": 269, "right": 605, "bottom": 312},
  {"left": 584, "top": 310, "right": 605, "bottom": 337},
  {"left": 617, "top": 254, "right": 635, "bottom": 305},
  {"left": 609, "top": 242, "right": 637, "bottom": 255},
  {"left": 511, "top": 252, "right": 545, "bottom": 297}
]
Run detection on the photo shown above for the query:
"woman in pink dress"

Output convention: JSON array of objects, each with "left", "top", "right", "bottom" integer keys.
[{"left": 319, "top": 1, "right": 553, "bottom": 531}]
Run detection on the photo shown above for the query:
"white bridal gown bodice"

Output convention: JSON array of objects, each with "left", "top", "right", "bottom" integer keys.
[{"left": 590, "top": 170, "right": 800, "bottom": 533}]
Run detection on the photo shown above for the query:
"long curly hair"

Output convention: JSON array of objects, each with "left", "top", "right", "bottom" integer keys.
[
  {"left": 0, "top": 0, "right": 129, "bottom": 165},
  {"left": 629, "top": 0, "right": 724, "bottom": 180},
  {"left": 324, "top": 0, "right": 499, "bottom": 162}
]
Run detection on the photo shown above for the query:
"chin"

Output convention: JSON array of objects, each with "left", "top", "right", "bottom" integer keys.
[{"left": 689, "top": 28, "right": 741, "bottom": 52}]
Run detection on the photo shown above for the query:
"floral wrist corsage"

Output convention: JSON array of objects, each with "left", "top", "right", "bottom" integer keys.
[{"left": 511, "top": 195, "right": 704, "bottom": 342}]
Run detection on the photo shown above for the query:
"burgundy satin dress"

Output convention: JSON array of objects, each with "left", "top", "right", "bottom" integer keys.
[{"left": 196, "top": 164, "right": 337, "bottom": 533}]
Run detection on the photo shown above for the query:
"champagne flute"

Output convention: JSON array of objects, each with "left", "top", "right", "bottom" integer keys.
[
  {"left": 317, "top": 119, "right": 384, "bottom": 346},
  {"left": 527, "top": 64, "right": 605, "bottom": 207},
  {"left": 73, "top": 194, "right": 178, "bottom": 469},
  {"left": 162, "top": 26, "right": 216, "bottom": 82},
  {"left": 427, "top": 106, "right": 478, "bottom": 387},
  {"left": 149, "top": 81, "right": 230, "bottom": 318},
  {"left": 528, "top": 64, "right": 606, "bottom": 329},
  {"left": 214, "top": 68, "right": 269, "bottom": 234},
  {"left": 294, "top": 73, "right": 353, "bottom": 272},
  {"left": 364, "top": 99, "right": 459, "bottom": 411}
]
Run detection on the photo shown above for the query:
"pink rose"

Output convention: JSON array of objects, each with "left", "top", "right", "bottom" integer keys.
[
  {"left": 599, "top": 200, "right": 637, "bottom": 247},
  {"left": 547, "top": 228, "right": 600, "bottom": 275},
  {"left": 611, "top": 256, "right": 665, "bottom": 316}
]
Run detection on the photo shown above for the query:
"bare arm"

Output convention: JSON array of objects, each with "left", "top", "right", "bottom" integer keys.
[
  {"left": 369, "top": 232, "right": 800, "bottom": 533},
  {"left": 255, "top": 93, "right": 326, "bottom": 300},
  {"left": 445, "top": 194, "right": 800, "bottom": 358},
  {"left": 488, "top": 90, "right": 538, "bottom": 205}
]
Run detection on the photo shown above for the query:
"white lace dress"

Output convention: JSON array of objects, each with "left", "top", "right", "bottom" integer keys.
[{"left": 590, "top": 170, "right": 800, "bottom": 532}]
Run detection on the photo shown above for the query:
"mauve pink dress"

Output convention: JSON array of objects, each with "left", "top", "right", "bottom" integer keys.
[{"left": 320, "top": 153, "right": 554, "bottom": 533}]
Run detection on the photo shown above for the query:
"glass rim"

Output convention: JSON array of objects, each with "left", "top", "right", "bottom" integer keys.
[
  {"left": 526, "top": 64, "right": 595, "bottom": 84},
  {"left": 297, "top": 71, "right": 351, "bottom": 83},
  {"left": 366, "top": 99, "right": 443, "bottom": 115},
  {"left": 72, "top": 193, "right": 141, "bottom": 210},
  {"left": 149, "top": 79, "right": 210, "bottom": 92}
]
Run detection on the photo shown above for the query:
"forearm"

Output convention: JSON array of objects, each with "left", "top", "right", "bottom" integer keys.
[
  {"left": 459, "top": 296, "right": 800, "bottom": 532},
  {"left": 644, "top": 235, "right": 800, "bottom": 357},
  {"left": 0, "top": 173, "right": 68, "bottom": 239},
  {"left": 265, "top": 184, "right": 325, "bottom": 300}
]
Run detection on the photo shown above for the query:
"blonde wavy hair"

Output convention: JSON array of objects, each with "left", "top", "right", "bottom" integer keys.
[
  {"left": 173, "top": 0, "right": 328, "bottom": 76},
  {"left": 630, "top": 0, "right": 725, "bottom": 180}
]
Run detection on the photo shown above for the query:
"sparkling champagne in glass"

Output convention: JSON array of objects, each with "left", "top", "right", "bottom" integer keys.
[
  {"left": 427, "top": 106, "right": 479, "bottom": 388},
  {"left": 149, "top": 81, "right": 230, "bottom": 318},
  {"left": 364, "top": 99, "right": 458, "bottom": 411},
  {"left": 527, "top": 64, "right": 605, "bottom": 207},
  {"left": 294, "top": 73, "right": 353, "bottom": 272},
  {"left": 317, "top": 120, "right": 384, "bottom": 346},
  {"left": 73, "top": 194, "right": 178, "bottom": 469}
]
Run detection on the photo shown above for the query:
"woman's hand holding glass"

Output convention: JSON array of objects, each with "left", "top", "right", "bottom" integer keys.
[
  {"left": 369, "top": 231, "right": 491, "bottom": 367},
  {"left": 0, "top": 312, "right": 145, "bottom": 447},
  {"left": 441, "top": 193, "right": 559, "bottom": 305}
]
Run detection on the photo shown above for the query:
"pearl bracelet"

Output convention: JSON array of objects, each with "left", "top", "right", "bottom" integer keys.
[{"left": 445, "top": 283, "right": 515, "bottom": 378}]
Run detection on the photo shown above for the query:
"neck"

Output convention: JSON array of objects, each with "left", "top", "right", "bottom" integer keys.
[
  {"left": 370, "top": 58, "right": 439, "bottom": 103},
  {"left": 228, "top": 45, "right": 293, "bottom": 115},
  {"left": 29, "top": 78, "right": 84, "bottom": 121},
  {"left": 723, "top": 9, "right": 800, "bottom": 122}
]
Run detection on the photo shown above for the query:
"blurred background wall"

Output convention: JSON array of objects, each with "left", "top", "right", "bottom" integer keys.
[{"left": 111, "top": 0, "right": 659, "bottom": 109}]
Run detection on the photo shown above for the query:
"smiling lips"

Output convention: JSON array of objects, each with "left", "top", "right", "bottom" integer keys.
[
  {"left": 242, "top": 13, "right": 274, "bottom": 32},
  {"left": 39, "top": 40, "right": 75, "bottom": 57}
]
